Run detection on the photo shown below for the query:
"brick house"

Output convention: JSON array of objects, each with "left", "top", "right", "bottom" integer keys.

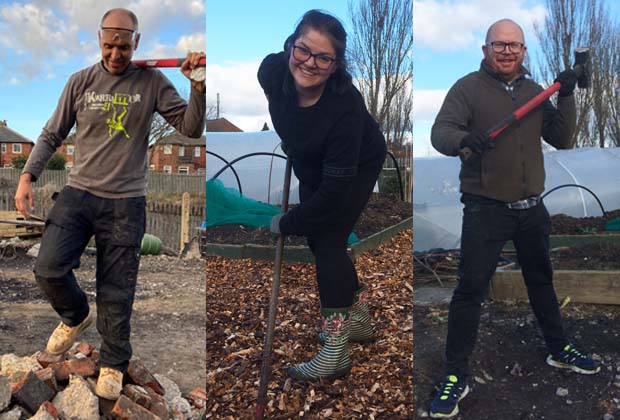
[
  {"left": 149, "top": 132, "right": 206, "bottom": 174},
  {"left": 0, "top": 120, "right": 34, "bottom": 168},
  {"left": 56, "top": 134, "right": 76, "bottom": 168},
  {"left": 205, "top": 118, "right": 243, "bottom": 133}
]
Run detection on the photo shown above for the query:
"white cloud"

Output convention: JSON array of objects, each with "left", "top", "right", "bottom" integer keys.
[
  {"left": 0, "top": 0, "right": 205, "bottom": 81},
  {"left": 414, "top": 0, "right": 547, "bottom": 51},
  {"left": 143, "top": 32, "right": 206, "bottom": 59},
  {"left": 205, "top": 60, "right": 271, "bottom": 132},
  {"left": 413, "top": 89, "right": 447, "bottom": 121}
]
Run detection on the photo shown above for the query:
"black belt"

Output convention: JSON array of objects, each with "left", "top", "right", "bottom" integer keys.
[{"left": 506, "top": 196, "right": 540, "bottom": 210}]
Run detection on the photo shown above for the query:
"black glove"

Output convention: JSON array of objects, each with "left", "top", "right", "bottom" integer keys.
[
  {"left": 555, "top": 69, "right": 577, "bottom": 97},
  {"left": 460, "top": 130, "right": 491, "bottom": 155},
  {"left": 270, "top": 213, "right": 284, "bottom": 235}
]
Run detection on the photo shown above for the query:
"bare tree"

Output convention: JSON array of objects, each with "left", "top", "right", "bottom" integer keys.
[
  {"left": 348, "top": 0, "right": 413, "bottom": 151},
  {"left": 533, "top": 0, "right": 619, "bottom": 148},
  {"left": 607, "top": 24, "right": 620, "bottom": 146},
  {"left": 149, "top": 99, "right": 216, "bottom": 146}
]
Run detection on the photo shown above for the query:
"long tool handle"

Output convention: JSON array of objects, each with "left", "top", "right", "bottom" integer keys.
[
  {"left": 132, "top": 57, "right": 206, "bottom": 68},
  {"left": 458, "top": 56, "right": 588, "bottom": 162},
  {"left": 256, "top": 159, "right": 293, "bottom": 420},
  {"left": 458, "top": 81, "right": 561, "bottom": 161}
]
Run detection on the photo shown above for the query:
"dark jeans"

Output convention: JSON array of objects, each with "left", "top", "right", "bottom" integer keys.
[
  {"left": 301, "top": 166, "right": 382, "bottom": 308},
  {"left": 445, "top": 193, "right": 568, "bottom": 377},
  {"left": 34, "top": 186, "right": 145, "bottom": 373}
]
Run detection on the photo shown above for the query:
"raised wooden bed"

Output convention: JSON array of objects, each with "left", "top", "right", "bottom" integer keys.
[
  {"left": 502, "top": 233, "right": 620, "bottom": 253},
  {"left": 199, "top": 216, "right": 412, "bottom": 263},
  {"left": 490, "top": 266, "right": 620, "bottom": 305}
]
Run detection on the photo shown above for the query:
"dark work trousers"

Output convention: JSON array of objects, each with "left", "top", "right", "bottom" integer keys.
[
  {"left": 445, "top": 193, "right": 568, "bottom": 377},
  {"left": 300, "top": 166, "right": 383, "bottom": 308},
  {"left": 34, "top": 186, "right": 145, "bottom": 373}
]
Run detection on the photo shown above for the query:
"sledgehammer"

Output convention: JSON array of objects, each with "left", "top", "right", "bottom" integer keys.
[
  {"left": 256, "top": 159, "right": 292, "bottom": 420},
  {"left": 459, "top": 46, "right": 590, "bottom": 161},
  {"left": 132, "top": 57, "right": 206, "bottom": 81}
]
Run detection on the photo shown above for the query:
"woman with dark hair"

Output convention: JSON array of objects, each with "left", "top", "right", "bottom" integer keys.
[{"left": 257, "top": 9, "right": 387, "bottom": 381}]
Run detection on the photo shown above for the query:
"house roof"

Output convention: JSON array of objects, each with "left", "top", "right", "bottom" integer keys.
[
  {"left": 0, "top": 121, "right": 34, "bottom": 144},
  {"left": 206, "top": 118, "right": 243, "bottom": 132},
  {"left": 156, "top": 132, "right": 206, "bottom": 146}
]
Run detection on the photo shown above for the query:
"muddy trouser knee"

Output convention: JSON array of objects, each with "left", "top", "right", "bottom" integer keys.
[
  {"left": 302, "top": 166, "right": 382, "bottom": 308},
  {"left": 34, "top": 186, "right": 93, "bottom": 327},
  {"left": 95, "top": 196, "right": 146, "bottom": 374}
]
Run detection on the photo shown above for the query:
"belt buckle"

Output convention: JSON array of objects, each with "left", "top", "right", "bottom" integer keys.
[{"left": 507, "top": 196, "right": 538, "bottom": 210}]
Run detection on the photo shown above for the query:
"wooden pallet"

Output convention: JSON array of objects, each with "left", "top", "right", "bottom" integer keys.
[{"left": 0, "top": 211, "right": 44, "bottom": 238}]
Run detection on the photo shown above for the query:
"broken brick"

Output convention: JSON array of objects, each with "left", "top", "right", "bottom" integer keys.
[
  {"left": 145, "top": 388, "right": 169, "bottom": 420},
  {"left": 39, "top": 401, "right": 59, "bottom": 419},
  {"left": 36, "top": 352, "right": 64, "bottom": 369},
  {"left": 35, "top": 367, "right": 58, "bottom": 392},
  {"left": 187, "top": 387, "right": 206, "bottom": 409},
  {"left": 76, "top": 342, "right": 93, "bottom": 357},
  {"left": 111, "top": 395, "right": 160, "bottom": 420},
  {"left": 50, "top": 359, "right": 96, "bottom": 382},
  {"left": 122, "top": 384, "right": 152, "bottom": 408},
  {"left": 11, "top": 371, "right": 56, "bottom": 414},
  {"left": 127, "top": 361, "right": 164, "bottom": 395}
]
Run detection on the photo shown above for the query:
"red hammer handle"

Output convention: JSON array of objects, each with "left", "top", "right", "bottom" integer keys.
[
  {"left": 132, "top": 58, "right": 206, "bottom": 68},
  {"left": 459, "top": 81, "right": 562, "bottom": 161}
]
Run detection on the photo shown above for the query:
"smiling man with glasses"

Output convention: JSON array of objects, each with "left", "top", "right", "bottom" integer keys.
[
  {"left": 14, "top": 7, "right": 205, "bottom": 401},
  {"left": 428, "top": 18, "right": 599, "bottom": 419}
]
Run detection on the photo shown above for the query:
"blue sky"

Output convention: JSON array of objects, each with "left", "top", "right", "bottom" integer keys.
[{"left": 0, "top": 0, "right": 205, "bottom": 142}]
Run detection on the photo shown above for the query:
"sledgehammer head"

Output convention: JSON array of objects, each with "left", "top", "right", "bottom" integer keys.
[{"left": 574, "top": 47, "right": 590, "bottom": 89}]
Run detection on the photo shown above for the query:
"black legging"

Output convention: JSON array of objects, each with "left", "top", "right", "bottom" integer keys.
[{"left": 301, "top": 166, "right": 382, "bottom": 308}]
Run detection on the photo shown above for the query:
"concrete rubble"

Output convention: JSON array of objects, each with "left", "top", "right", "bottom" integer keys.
[{"left": 0, "top": 343, "right": 206, "bottom": 419}]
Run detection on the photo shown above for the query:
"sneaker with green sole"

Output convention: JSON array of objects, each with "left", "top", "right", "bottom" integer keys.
[
  {"left": 429, "top": 375, "right": 469, "bottom": 419},
  {"left": 546, "top": 343, "right": 600, "bottom": 374}
]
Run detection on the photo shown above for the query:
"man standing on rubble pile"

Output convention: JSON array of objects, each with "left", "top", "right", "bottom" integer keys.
[
  {"left": 14, "top": 8, "right": 205, "bottom": 400},
  {"left": 428, "top": 18, "right": 599, "bottom": 419}
]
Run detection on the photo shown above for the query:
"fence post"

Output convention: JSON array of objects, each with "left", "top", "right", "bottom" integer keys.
[{"left": 180, "top": 192, "right": 190, "bottom": 251}]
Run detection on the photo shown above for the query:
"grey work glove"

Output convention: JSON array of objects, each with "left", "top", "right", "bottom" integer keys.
[
  {"left": 460, "top": 130, "right": 493, "bottom": 155},
  {"left": 555, "top": 69, "right": 577, "bottom": 97},
  {"left": 270, "top": 213, "right": 284, "bottom": 235}
]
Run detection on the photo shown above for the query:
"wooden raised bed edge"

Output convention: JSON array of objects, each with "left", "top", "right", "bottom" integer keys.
[
  {"left": 502, "top": 233, "right": 620, "bottom": 253},
  {"left": 490, "top": 267, "right": 620, "bottom": 306},
  {"left": 200, "top": 216, "right": 412, "bottom": 263}
]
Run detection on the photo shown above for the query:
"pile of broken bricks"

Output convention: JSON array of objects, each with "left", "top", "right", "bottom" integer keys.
[{"left": 0, "top": 342, "right": 206, "bottom": 419}]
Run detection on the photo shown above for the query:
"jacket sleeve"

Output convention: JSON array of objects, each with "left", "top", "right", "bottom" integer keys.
[
  {"left": 278, "top": 106, "right": 363, "bottom": 236},
  {"left": 257, "top": 52, "right": 287, "bottom": 98},
  {"left": 431, "top": 80, "right": 471, "bottom": 156},
  {"left": 23, "top": 74, "right": 78, "bottom": 181},
  {"left": 155, "top": 71, "right": 206, "bottom": 139},
  {"left": 541, "top": 94, "right": 576, "bottom": 149}
]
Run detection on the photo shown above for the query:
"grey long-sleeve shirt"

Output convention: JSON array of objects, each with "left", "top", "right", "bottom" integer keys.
[{"left": 24, "top": 61, "right": 206, "bottom": 198}]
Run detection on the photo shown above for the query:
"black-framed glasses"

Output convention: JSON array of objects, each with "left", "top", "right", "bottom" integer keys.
[
  {"left": 487, "top": 41, "right": 525, "bottom": 53},
  {"left": 292, "top": 45, "right": 336, "bottom": 70}
]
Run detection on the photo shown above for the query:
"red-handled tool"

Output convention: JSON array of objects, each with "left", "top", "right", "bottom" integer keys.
[
  {"left": 459, "top": 46, "right": 590, "bottom": 161},
  {"left": 132, "top": 58, "right": 206, "bottom": 68}
]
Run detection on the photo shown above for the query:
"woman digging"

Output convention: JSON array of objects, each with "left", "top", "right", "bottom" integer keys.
[{"left": 257, "top": 9, "right": 387, "bottom": 381}]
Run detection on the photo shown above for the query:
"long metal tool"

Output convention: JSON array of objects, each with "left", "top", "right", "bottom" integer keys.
[
  {"left": 255, "top": 159, "right": 292, "bottom": 420},
  {"left": 132, "top": 58, "right": 206, "bottom": 68},
  {"left": 459, "top": 47, "right": 590, "bottom": 161}
]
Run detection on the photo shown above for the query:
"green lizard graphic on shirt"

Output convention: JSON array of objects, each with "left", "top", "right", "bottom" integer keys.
[{"left": 102, "top": 93, "right": 132, "bottom": 139}]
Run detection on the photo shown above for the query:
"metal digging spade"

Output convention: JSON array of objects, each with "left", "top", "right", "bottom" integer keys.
[
  {"left": 459, "top": 46, "right": 591, "bottom": 161},
  {"left": 256, "top": 159, "right": 292, "bottom": 420}
]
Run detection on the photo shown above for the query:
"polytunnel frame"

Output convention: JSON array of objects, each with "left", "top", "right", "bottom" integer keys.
[{"left": 206, "top": 149, "right": 406, "bottom": 201}]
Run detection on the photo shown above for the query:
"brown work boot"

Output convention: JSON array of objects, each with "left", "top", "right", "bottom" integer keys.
[
  {"left": 95, "top": 367, "right": 123, "bottom": 400},
  {"left": 46, "top": 312, "right": 93, "bottom": 355}
]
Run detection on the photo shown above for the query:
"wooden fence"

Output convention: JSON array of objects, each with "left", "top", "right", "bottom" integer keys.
[
  {"left": 0, "top": 184, "right": 206, "bottom": 250},
  {"left": 0, "top": 168, "right": 205, "bottom": 196}
]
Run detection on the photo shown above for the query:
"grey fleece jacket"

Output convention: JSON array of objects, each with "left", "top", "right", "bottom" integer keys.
[
  {"left": 24, "top": 61, "right": 206, "bottom": 198},
  {"left": 431, "top": 61, "right": 575, "bottom": 203}
]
